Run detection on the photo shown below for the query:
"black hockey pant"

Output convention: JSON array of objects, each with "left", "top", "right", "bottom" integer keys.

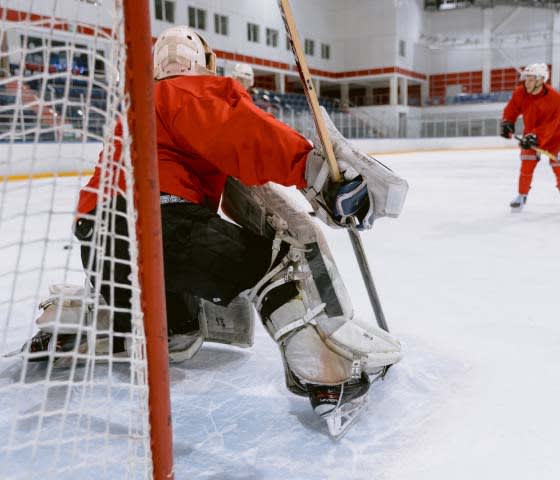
[{"left": 75, "top": 195, "right": 273, "bottom": 342}]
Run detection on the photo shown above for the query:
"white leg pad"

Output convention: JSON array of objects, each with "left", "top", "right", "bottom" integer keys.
[
  {"left": 271, "top": 299, "right": 401, "bottom": 386},
  {"left": 225, "top": 179, "right": 403, "bottom": 388},
  {"left": 35, "top": 283, "right": 110, "bottom": 334},
  {"left": 318, "top": 317, "right": 402, "bottom": 370}
]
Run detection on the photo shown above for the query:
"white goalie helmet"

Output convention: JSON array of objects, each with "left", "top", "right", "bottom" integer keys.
[
  {"left": 520, "top": 63, "right": 549, "bottom": 82},
  {"left": 232, "top": 63, "right": 254, "bottom": 89},
  {"left": 153, "top": 26, "right": 216, "bottom": 80}
]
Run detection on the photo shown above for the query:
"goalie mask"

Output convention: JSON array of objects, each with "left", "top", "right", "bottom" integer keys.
[
  {"left": 232, "top": 63, "right": 254, "bottom": 89},
  {"left": 153, "top": 26, "right": 216, "bottom": 80}
]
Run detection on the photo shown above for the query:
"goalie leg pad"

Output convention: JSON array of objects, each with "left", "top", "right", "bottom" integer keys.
[
  {"left": 266, "top": 296, "right": 402, "bottom": 386},
  {"left": 14, "top": 283, "right": 120, "bottom": 366},
  {"left": 35, "top": 283, "right": 110, "bottom": 334},
  {"left": 244, "top": 182, "right": 402, "bottom": 389}
]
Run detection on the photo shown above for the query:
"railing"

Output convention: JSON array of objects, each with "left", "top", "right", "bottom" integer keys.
[
  {"left": 348, "top": 93, "right": 423, "bottom": 107},
  {"left": 2, "top": 110, "right": 519, "bottom": 141},
  {"left": 426, "top": 91, "right": 512, "bottom": 106},
  {"left": 419, "top": 117, "right": 500, "bottom": 137},
  {"left": 427, "top": 0, "right": 560, "bottom": 10},
  {"left": 255, "top": 104, "right": 388, "bottom": 139},
  {"left": 0, "top": 112, "right": 105, "bottom": 142},
  {"left": 410, "top": 114, "right": 522, "bottom": 138}
]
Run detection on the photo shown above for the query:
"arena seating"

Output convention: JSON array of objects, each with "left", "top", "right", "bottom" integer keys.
[
  {"left": 427, "top": 91, "right": 512, "bottom": 106},
  {"left": 252, "top": 88, "right": 341, "bottom": 114},
  {"left": 1, "top": 63, "right": 517, "bottom": 141}
]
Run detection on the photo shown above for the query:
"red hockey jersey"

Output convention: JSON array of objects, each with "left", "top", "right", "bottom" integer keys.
[
  {"left": 77, "top": 76, "right": 311, "bottom": 214},
  {"left": 503, "top": 83, "right": 560, "bottom": 154}
]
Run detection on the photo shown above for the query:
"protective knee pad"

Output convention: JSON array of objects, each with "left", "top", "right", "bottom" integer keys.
[{"left": 226, "top": 179, "right": 402, "bottom": 393}]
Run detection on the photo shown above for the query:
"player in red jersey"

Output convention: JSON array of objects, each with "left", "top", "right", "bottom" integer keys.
[{"left": 501, "top": 63, "right": 560, "bottom": 210}]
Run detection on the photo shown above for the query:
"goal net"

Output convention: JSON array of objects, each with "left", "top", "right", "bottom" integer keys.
[{"left": 0, "top": 1, "right": 171, "bottom": 479}]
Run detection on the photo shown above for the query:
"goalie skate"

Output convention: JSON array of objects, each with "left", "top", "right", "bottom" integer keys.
[
  {"left": 308, "top": 372, "right": 370, "bottom": 439},
  {"left": 4, "top": 283, "right": 128, "bottom": 367},
  {"left": 4, "top": 330, "right": 126, "bottom": 368}
]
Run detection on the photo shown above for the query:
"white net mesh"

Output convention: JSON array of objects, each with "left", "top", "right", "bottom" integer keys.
[{"left": 0, "top": 1, "right": 152, "bottom": 478}]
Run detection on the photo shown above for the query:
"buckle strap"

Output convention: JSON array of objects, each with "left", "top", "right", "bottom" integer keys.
[
  {"left": 273, "top": 303, "right": 325, "bottom": 342},
  {"left": 253, "top": 268, "right": 309, "bottom": 312}
]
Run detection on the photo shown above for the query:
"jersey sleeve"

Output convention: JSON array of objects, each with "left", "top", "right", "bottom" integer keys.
[
  {"left": 171, "top": 84, "right": 311, "bottom": 189},
  {"left": 76, "top": 121, "right": 124, "bottom": 214},
  {"left": 502, "top": 87, "right": 522, "bottom": 123}
]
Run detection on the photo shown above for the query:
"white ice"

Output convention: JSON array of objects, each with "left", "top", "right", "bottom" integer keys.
[{"left": 1, "top": 146, "right": 559, "bottom": 480}]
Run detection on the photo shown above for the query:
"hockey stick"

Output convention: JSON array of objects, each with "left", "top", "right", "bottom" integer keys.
[
  {"left": 513, "top": 135, "right": 556, "bottom": 159},
  {"left": 278, "top": 0, "right": 389, "bottom": 333}
]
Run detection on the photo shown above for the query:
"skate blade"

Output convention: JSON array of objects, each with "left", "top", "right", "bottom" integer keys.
[
  {"left": 323, "top": 395, "right": 368, "bottom": 440},
  {"left": 1, "top": 347, "right": 49, "bottom": 361},
  {"left": 3, "top": 337, "right": 128, "bottom": 368},
  {"left": 2, "top": 348, "right": 23, "bottom": 359},
  {"left": 510, "top": 206, "right": 523, "bottom": 212}
]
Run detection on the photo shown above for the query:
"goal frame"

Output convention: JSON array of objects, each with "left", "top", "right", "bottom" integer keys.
[{"left": 123, "top": 2, "right": 174, "bottom": 479}]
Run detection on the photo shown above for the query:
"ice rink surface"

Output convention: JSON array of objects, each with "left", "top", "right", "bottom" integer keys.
[{"left": 2, "top": 146, "right": 559, "bottom": 479}]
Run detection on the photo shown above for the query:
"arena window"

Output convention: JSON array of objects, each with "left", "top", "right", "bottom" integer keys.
[
  {"left": 304, "top": 39, "right": 315, "bottom": 56},
  {"left": 399, "top": 40, "right": 406, "bottom": 58},
  {"left": 188, "top": 6, "right": 206, "bottom": 30},
  {"left": 155, "top": 0, "right": 175, "bottom": 23},
  {"left": 248, "top": 23, "right": 260, "bottom": 43},
  {"left": 214, "top": 14, "right": 228, "bottom": 35},
  {"left": 266, "top": 28, "right": 279, "bottom": 47}
]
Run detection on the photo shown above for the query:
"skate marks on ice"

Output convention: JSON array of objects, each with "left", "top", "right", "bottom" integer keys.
[
  {"left": 0, "top": 359, "right": 151, "bottom": 480},
  {"left": 429, "top": 203, "right": 559, "bottom": 239},
  {"left": 170, "top": 328, "right": 469, "bottom": 480}
]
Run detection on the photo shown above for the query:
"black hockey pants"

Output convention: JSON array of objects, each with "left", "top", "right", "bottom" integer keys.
[{"left": 75, "top": 195, "right": 273, "bottom": 341}]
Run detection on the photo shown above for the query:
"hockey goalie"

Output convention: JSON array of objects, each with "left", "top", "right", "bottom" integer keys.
[{"left": 16, "top": 26, "right": 408, "bottom": 438}]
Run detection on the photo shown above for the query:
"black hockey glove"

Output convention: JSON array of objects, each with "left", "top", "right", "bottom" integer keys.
[
  {"left": 500, "top": 121, "right": 515, "bottom": 139},
  {"left": 323, "top": 176, "right": 373, "bottom": 230},
  {"left": 518, "top": 133, "right": 538, "bottom": 150}
]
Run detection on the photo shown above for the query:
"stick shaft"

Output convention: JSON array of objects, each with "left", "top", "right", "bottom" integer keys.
[
  {"left": 278, "top": 0, "right": 340, "bottom": 182},
  {"left": 278, "top": 0, "right": 389, "bottom": 332},
  {"left": 347, "top": 225, "right": 389, "bottom": 331}
]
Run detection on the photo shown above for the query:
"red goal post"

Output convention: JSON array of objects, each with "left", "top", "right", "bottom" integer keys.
[
  {"left": 0, "top": 1, "right": 173, "bottom": 478},
  {"left": 124, "top": 2, "right": 174, "bottom": 479}
]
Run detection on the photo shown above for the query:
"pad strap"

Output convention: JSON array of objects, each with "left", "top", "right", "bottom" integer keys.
[
  {"left": 273, "top": 303, "right": 325, "bottom": 342},
  {"left": 305, "top": 159, "right": 331, "bottom": 201}
]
